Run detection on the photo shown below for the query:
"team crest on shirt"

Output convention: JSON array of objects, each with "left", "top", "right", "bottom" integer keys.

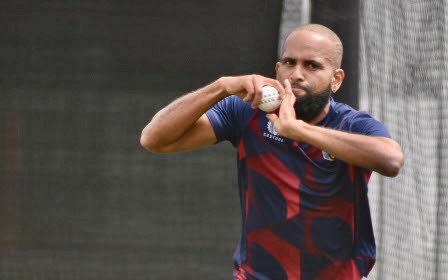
[
  {"left": 322, "top": 151, "right": 335, "bottom": 161},
  {"left": 263, "top": 121, "right": 283, "bottom": 142}
]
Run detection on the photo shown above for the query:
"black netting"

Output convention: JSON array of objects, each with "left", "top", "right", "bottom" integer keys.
[
  {"left": 0, "top": 1, "right": 283, "bottom": 279},
  {"left": 359, "top": 1, "right": 448, "bottom": 279}
]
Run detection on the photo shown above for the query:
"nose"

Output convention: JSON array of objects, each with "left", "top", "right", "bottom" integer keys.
[{"left": 289, "top": 66, "right": 305, "bottom": 82}]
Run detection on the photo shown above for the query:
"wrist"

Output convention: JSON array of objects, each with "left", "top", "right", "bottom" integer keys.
[
  {"left": 196, "top": 78, "right": 229, "bottom": 103},
  {"left": 216, "top": 77, "right": 231, "bottom": 98},
  {"left": 284, "top": 119, "right": 307, "bottom": 141}
]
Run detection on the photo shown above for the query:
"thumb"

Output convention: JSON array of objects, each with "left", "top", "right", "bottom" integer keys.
[{"left": 266, "top": 113, "right": 278, "bottom": 122}]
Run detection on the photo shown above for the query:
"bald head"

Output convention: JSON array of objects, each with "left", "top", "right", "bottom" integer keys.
[{"left": 282, "top": 24, "right": 343, "bottom": 68}]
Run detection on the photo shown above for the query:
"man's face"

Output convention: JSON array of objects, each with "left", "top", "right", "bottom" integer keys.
[{"left": 275, "top": 30, "right": 340, "bottom": 122}]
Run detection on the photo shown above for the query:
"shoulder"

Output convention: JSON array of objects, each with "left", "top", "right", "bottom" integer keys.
[
  {"left": 205, "top": 95, "right": 256, "bottom": 145},
  {"left": 330, "top": 100, "right": 390, "bottom": 137},
  {"left": 332, "top": 101, "right": 362, "bottom": 119},
  {"left": 331, "top": 101, "right": 377, "bottom": 124},
  {"left": 215, "top": 95, "right": 250, "bottom": 111},
  {"left": 215, "top": 95, "right": 255, "bottom": 121}
]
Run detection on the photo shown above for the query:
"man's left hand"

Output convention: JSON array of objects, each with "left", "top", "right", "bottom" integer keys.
[{"left": 266, "top": 79, "right": 304, "bottom": 140}]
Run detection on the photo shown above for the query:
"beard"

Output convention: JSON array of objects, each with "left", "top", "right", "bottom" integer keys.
[{"left": 292, "top": 83, "right": 332, "bottom": 123}]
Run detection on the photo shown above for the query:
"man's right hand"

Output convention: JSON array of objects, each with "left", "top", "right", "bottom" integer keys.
[
  {"left": 141, "top": 74, "right": 286, "bottom": 154},
  {"left": 218, "top": 75, "right": 286, "bottom": 109}
]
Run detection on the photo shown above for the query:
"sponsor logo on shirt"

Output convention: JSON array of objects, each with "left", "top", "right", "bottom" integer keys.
[
  {"left": 267, "top": 121, "right": 279, "bottom": 135},
  {"left": 322, "top": 151, "right": 335, "bottom": 161},
  {"left": 264, "top": 121, "right": 284, "bottom": 142}
]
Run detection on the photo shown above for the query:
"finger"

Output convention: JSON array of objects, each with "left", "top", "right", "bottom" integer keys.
[
  {"left": 283, "top": 79, "right": 296, "bottom": 105},
  {"left": 251, "top": 75, "right": 264, "bottom": 109},
  {"left": 279, "top": 80, "right": 297, "bottom": 119},
  {"left": 242, "top": 80, "right": 255, "bottom": 102},
  {"left": 290, "top": 91, "right": 296, "bottom": 104},
  {"left": 266, "top": 79, "right": 285, "bottom": 98},
  {"left": 284, "top": 79, "right": 293, "bottom": 95},
  {"left": 276, "top": 80, "right": 286, "bottom": 98},
  {"left": 266, "top": 113, "right": 279, "bottom": 122},
  {"left": 281, "top": 80, "right": 292, "bottom": 103}
]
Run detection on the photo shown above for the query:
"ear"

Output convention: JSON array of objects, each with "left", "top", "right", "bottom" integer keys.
[
  {"left": 331, "top": 69, "right": 345, "bottom": 93},
  {"left": 275, "top": 62, "right": 281, "bottom": 79},
  {"left": 275, "top": 62, "right": 281, "bottom": 72}
]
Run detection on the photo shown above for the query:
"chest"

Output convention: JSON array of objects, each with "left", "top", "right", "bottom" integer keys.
[{"left": 239, "top": 117, "right": 348, "bottom": 188}]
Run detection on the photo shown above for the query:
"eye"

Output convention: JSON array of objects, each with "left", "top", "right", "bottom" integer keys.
[
  {"left": 306, "top": 61, "right": 319, "bottom": 70},
  {"left": 281, "top": 58, "right": 295, "bottom": 66}
]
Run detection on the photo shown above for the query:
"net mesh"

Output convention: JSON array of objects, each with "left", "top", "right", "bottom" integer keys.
[
  {"left": 278, "top": 0, "right": 310, "bottom": 57},
  {"left": 0, "top": 1, "right": 283, "bottom": 279},
  {"left": 359, "top": 0, "right": 448, "bottom": 279}
]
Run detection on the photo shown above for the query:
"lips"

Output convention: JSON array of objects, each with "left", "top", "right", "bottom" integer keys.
[{"left": 291, "top": 87, "right": 307, "bottom": 95}]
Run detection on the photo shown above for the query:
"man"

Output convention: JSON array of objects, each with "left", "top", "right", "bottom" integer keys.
[{"left": 140, "top": 24, "right": 404, "bottom": 280}]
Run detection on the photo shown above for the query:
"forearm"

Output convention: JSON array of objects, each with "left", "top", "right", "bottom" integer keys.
[
  {"left": 141, "top": 79, "right": 227, "bottom": 149},
  {"left": 288, "top": 121, "right": 404, "bottom": 176}
]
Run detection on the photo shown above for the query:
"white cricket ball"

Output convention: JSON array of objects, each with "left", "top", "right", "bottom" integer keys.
[{"left": 258, "top": 86, "right": 281, "bottom": 112}]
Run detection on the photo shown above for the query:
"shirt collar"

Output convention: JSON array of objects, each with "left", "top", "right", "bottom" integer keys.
[{"left": 315, "top": 97, "right": 335, "bottom": 127}]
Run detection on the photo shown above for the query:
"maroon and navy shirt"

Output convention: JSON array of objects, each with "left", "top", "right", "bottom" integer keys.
[{"left": 205, "top": 96, "right": 390, "bottom": 280}]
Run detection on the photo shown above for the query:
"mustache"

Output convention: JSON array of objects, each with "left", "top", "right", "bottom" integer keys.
[{"left": 289, "top": 83, "right": 311, "bottom": 93}]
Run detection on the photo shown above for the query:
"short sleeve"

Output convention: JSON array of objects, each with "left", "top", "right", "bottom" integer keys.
[
  {"left": 347, "top": 111, "right": 391, "bottom": 138},
  {"left": 205, "top": 95, "right": 249, "bottom": 146}
]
